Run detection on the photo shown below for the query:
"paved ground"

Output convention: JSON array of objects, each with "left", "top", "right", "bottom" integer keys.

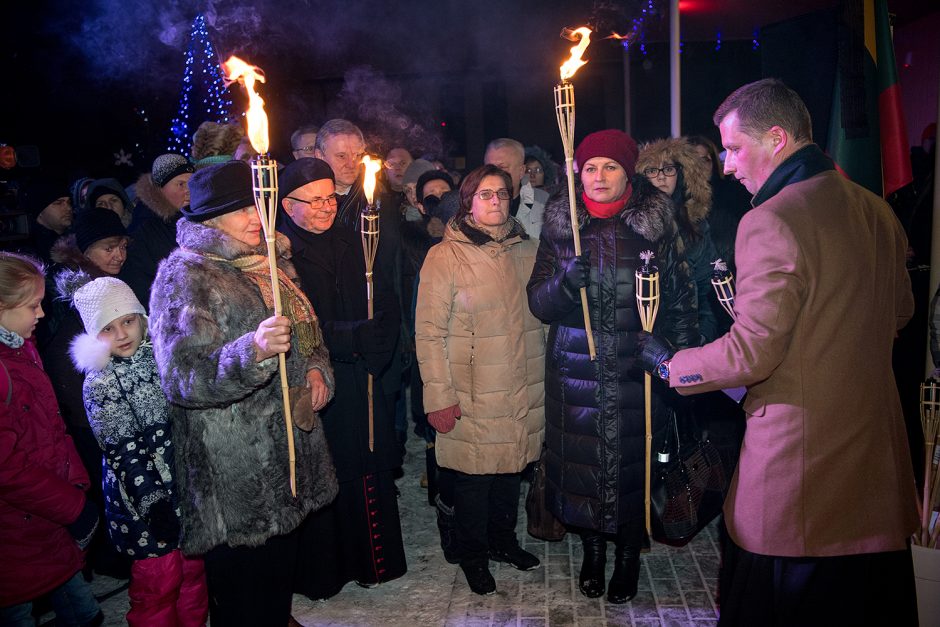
[{"left": 62, "top": 436, "right": 722, "bottom": 627}]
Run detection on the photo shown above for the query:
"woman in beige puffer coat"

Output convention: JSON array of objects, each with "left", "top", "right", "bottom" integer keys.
[{"left": 415, "top": 164, "right": 545, "bottom": 596}]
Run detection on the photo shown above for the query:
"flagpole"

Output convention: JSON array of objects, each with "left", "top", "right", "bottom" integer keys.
[{"left": 928, "top": 69, "right": 940, "bottom": 377}]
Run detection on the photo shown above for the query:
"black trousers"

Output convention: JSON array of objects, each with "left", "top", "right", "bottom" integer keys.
[
  {"left": 453, "top": 471, "right": 522, "bottom": 564},
  {"left": 203, "top": 529, "right": 300, "bottom": 627},
  {"left": 718, "top": 538, "right": 918, "bottom": 626}
]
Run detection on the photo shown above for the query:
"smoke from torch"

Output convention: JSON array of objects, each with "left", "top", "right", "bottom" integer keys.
[{"left": 222, "top": 55, "right": 269, "bottom": 154}]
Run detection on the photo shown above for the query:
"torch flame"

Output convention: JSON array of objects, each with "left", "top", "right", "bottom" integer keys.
[
  {"left": 361, "top": 155, "right": 382, "bottom": 205},
  {"left": 223, "top": 55, "right": 269, "bottom": 155},
  {"left": 559, "top": 26, "right": 592, "bottom": 81}
]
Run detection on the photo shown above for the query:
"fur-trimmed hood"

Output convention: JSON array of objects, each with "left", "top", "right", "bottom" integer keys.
[
  {"left": 135, "top": 172, "right": 182, "bottom": 222},
  {"left": 635, "top": 137, "right": 712, "bottom": 235},
  {"left": 540, "top": 175, "right": 677, "bottom": 244}
]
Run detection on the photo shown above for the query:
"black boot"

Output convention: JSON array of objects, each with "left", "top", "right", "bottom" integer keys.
[
  {"left": 435, "top": 494, "right": 460, "bottom": 564},
  {"left": 578, "top": 531, "right": 607, "bottom": 598},
  {"left": 607, "top": 538, "right": 641, "bottom": 604}
]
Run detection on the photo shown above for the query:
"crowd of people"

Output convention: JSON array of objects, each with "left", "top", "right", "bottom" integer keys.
[{"left": 0, "top": 78, "right": 924, "bottom": 626}]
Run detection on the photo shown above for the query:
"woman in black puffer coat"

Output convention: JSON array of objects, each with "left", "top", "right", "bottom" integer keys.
[{"left": 527, "top": 130, "right": 698, "bottom": 605}]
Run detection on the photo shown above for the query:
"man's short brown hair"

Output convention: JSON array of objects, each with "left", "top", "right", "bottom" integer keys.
[{"left": 713, "top": 78, "right": 813, "bottom": 143}]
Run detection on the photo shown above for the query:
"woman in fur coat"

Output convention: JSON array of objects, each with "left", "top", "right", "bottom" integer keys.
[
  {"left": 636, "top": 137, "right": 721, "bottom": 343},
  {"left": 526, "top": 130, "right": 698, "bottom": 605},
  {"left": 148, "top": 161, "right": 338, "bottom": 627}
]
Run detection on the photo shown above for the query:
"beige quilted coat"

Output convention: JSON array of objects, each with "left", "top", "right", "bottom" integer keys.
[{"left": 415, "top": 218, "right": 545, "bottom": 475}]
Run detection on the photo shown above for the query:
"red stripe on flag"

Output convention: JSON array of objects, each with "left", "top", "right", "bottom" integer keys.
[{"left": 878, "top": 83, "right": 912, "bottom": 196}]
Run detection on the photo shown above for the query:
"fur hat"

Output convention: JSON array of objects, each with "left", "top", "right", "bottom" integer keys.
[
  {"left": 181, "top": 160, "right": 255, "bottom": 223},
  {"left": 574, "top": 130, "right": 639, "bottom": 175},
  {"left": 60, "top": 272, "right": 146, "bottom": 372},
  {"left": 278, "top": 158, "right": 336, "bottom": 205},
  {"left": 152, "top": 153, "right": 195, "bottom": 188},
  {"left": 73, "top": 207, "right": 127, "bottom": 252}
]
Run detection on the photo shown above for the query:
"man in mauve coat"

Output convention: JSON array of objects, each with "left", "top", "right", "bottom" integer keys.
[{"left": 638, "top": 79, "right": 918, "bottom": 626}]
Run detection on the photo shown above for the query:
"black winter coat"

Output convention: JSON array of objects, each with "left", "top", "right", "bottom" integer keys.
[
  {"left": 527, "top": 178, "right": 698, "bottom": 533},
  {"left": 279, "top": 217, "right": 403, "bottom": 482},
  {"left": 120, "top": 174, "right": 182, "bottom": 311}
]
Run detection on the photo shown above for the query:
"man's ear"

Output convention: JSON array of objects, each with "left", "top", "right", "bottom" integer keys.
[
  {"left": 281, "top": 197, "right": 293, "bottom": 218},
  {"left": 768, "top": 125, "right": 789, "bottom": 157}
]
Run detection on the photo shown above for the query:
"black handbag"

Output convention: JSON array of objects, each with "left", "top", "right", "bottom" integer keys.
[
  {"left": 650, "top": 408, "right": 729, "bottom": 547},
  {"left": 526, "top": 447, "right": 567, "bottom": 542}
]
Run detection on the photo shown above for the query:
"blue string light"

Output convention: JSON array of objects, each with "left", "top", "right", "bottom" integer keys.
[
  {"left": 166, "top": 14, "right": 233, "bottom": 154},
  {"left": 752, "top": 28, "right": 760, "bottom": 50},
  {"left": 715, "top": 31, "right": 722, "bottom": 51}
]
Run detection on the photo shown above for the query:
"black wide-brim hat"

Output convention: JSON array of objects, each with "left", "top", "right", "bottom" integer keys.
[{"left": 181, "top": 160, "right": 256, "bottom": 222}]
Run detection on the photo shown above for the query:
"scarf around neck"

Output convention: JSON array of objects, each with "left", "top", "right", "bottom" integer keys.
[
  {"left": 0, "top": 325, "right": 25, "bottom": 349},
  {"left": 194, "top": 250, "right": 322, "bottom": 357},
  {"left": 582, "top": 182, "right": 632, "bottom": 219},
  {"left": 751, "top": 144, "right": 835, "bottom": 207}
]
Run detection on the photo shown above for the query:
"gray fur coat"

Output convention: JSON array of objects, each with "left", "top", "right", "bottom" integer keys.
[{"left": 149, "top": 218, "right": 338, "bottom": 555}]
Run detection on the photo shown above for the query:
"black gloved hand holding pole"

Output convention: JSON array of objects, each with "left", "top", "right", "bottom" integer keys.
[
  {"left": 635, "top": 331, "right": 675, "bottom": 374},
  {"left": 561, "top": 250, "right": 591, "bottom": 292}
]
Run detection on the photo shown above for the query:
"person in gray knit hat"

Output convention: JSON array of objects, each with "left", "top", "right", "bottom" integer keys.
[{"left": 121, "top": 154, "right": 196, "bottom": 309}]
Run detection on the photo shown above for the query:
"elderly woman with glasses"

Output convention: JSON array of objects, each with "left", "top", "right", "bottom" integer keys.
[
  {"left": 148, "top": 161, "right": 337, "bottom": 625},
  {"left": 637, "top": 137, "right": 721, "bottom": 343},
  {"left": 275, "top": 158, "right": 408, "bottom": 600},
  {"left": 416, "top": 164, "right": 546, "bottom": 596},
  {"left": 527, "top": 130, "right": 697, "bottom": 604}
]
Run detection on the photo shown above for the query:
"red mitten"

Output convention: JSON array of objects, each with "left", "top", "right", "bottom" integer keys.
[{"left": 427, "top": 404, "right": 461, "bottom": 434}]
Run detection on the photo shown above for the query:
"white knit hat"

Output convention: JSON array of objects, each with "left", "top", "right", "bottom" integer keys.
[{"left": 73, "top": 277, "right": 146, "bottom": 336}]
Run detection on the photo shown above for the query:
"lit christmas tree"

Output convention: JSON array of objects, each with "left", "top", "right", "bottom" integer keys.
[{"left": 166, "top": 14, "right": 233, "bottom": 154}]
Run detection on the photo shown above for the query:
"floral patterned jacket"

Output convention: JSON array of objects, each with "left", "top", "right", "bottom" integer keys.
[{"left": 82, "top": 341, "right": 178, "bottom": 558}]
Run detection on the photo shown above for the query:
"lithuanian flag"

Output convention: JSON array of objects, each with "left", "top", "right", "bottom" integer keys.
[{"left": 826, "top": 0, "right": 912, "bottom": 197}]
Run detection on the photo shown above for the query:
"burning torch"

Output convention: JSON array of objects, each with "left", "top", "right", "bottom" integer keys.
[
  {"left": 223, "top": 55, "right": 297, "bottom": 497},
  {"left": 361, "top": 155, "right": 382, "bottom": 453},
  {"left": 555, "top": 26, "right": 596, "bottom": 361},
  {"left": 636, "top": 250, "right": 661, "bottom": 534}
]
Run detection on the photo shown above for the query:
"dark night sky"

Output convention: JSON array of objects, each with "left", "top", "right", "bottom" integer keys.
[{"left": 2, "top": 0, "right": 933, "bottom": 182}]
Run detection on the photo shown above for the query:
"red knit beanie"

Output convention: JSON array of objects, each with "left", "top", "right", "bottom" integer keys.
[{"left": 574, "top": 129, "right": 639, "bottom": 175}]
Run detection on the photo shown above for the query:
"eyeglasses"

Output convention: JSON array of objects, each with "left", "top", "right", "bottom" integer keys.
[
  {"left": 293, "top": 145, "right": 316, "bottom": 154},
  {"left": 287, "top": 194, "right": 338, "bottom": 210},
  {"left": 384, "top": 160, "right": 409, "bottom": 170},
  {"left": 474, "top": 189, "right": 511, "bottom": 201},
  {"left": 642, "top": 164, "right": 680, "bottom": 178},
  {"left": 525, "top": 167, "right": 543, "bottom": 174}
]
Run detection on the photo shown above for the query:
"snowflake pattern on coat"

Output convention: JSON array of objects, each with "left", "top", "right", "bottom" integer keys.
[{"left": 82, "top": 341, "right": 178, "bottom": 558}]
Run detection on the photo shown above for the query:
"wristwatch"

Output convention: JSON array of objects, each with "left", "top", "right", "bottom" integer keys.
[{"left": 657, "top": 359, "right": 671, "bottom": 381}]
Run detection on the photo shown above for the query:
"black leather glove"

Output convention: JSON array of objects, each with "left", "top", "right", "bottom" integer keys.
[
  {"left": 561, "top": 251, "right": 590, "bottom": 291},
  {"left": 635, "top": 331, "right": 675, "bottom": 374},
  {"left": 354, "top": 312, "right": 396, "bottom": 355},
  {"left": 66, "top": 496, "right": 99, "bottom": 550},
  {"left": 147, "top": 499, "right": 181, "bottom": 545}
]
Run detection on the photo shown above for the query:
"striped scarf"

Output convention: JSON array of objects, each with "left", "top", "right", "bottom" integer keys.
[{"left": 196, "top": 251, "right": 322, "bottom": 357}]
